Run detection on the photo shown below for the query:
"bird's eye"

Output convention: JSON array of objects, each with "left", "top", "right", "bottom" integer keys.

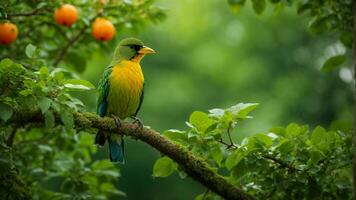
[{"left": 130, "top": 45, "right": 142, "bottom": 51}]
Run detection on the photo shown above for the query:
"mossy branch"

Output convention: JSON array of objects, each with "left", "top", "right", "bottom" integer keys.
[{"left": 8, "top": 110, "right": 254, "bottom": 200}]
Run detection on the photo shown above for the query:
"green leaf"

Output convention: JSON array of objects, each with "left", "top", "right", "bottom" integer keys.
[
  {"left": 310, "top": 126, "right": 340, "bottom": 153},
  {"left": 37, "top": 97, "right": 52, "bottom": 114},
  {"left": 51, "top": 101, "right": 61, "bottom": 112},
  {"left": 210, "top": 144, "right": 223, "bottom": 166},
  {"left": 276, "top": 138, "right": 294, "bottom": 153},
  {"left": 285, "top": 123, "right": 308, "bottom": 138},
  {"left": 25, "top": 44, "right": 37, "bottom": 58},
  {"left": 0, "top": 102, "right": 13, "bottom": 122},
  {"left": 189, "top": 111, "right": 216, "bottom": 134},
  {"left": 60, "top": 109, "right": 74, "bottom": 129},
  {"left": 269, "top": 126, "right": 285, "bottom": 136},
  {"left": 245, "top": 136, "right": 264, "bottom": 150},
  {"left": 152, "top": 156, "right": 177, "bottom": 177},
  {"left": 228, "top": 103, "right": 259, "bottom": 119},
  {"left": 308, "top": 17, "right": 329, "bottom": 34},
  {"left": 194, "top": 194, "right": 204, "bottom": 200},
  {"left": 39, "top": 67, "right": 49, "bottom": 80},
  {"left": 321, "top": 55, "right": 347, "bottom": 72},
  {"left": 251, "top": 0, "right": 266, "bottom": 14},
  {"left": 310, "top": 126, "right": 327, "bottom": 144},
  {"left": 163, "top": 129, "right": 187, "bottom": 144},
  {"left": 64, "top": 79, "right": 95, "bottom": 91},
  {"left": 19, "top": 89, "right": 33, "bottom": 96},
  {"left": 209, "top": 108, "right": 225, "bottom": 118},
  {"left": 92, "top": 160, "right": 115, "bottom": 170},
  {"left": 231, "top": 159, "right": 248, "bottom": 179},
  {"left": 44, "top": 110, "right": 55, "bottom": 129},
  {"left": 100, "top": 183, "right": 126, "bottom": 197},
  {"left": 253, "top": 133, "right": 272, "bottom": 147},
  {"left": 225, "top": 148, "right": 246, "bottom": 170},
  {"left": 66, "top": 52, "right": 87, "bottom": 73},
  {"left": 307, "top": 148, "right": 325, "bottom": 166}
]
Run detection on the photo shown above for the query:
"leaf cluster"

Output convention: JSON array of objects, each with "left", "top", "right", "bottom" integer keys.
[
  {"left": 0, "top": 58, "right": 124, "bottom": 199},
  {"left": 153, "top": 104, "right": 352, "bottom": 199}
]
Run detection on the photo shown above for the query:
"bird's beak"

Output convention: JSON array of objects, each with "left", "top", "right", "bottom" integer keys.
[{"left": 139, "top": 46, "right": 156, "bottom": 54}]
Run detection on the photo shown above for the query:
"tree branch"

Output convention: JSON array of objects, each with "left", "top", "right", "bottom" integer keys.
[
  {"left": 7, "top": 110, "right": 254, "bottom": 200},
  {"left": 52, "top": 26, "right": 88, "bottom": 67}
]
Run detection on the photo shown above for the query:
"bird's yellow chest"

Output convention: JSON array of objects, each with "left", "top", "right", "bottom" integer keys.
[
  {"left": 107, "top": 60, "right": 144, "bottom": 118},
  {"left": 110, "top": 61, "right": 144, "bottom": 86}
]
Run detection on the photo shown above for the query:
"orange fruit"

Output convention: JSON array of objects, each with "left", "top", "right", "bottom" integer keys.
[
  {"left": 54, "top": 4, "right": 78, "bottom": 26},
  {"left": 0, "top": 22, "right": 18, "bottom": 45},
  {"left": 92, "top": 18, "right": 115, "bottom": 41}
]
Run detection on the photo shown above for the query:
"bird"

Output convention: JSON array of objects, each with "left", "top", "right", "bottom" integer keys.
[{"left": 95, "top": 37, "right": 155, "bottom": 163}]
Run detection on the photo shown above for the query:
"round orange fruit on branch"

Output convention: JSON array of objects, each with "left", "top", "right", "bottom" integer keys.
[
  {"left": 0, "top": 22, "right": 18, "bottom": 45},
  {"left": 54, "top": 4, "right": 78, "bottom": 26},
  {"left": 92, "top": 18, "right": 115, "bottom": 41}
]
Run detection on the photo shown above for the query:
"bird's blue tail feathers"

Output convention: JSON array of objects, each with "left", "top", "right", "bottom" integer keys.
[{"left": 108, "top": 134, "right": 125, "bottom": 164}]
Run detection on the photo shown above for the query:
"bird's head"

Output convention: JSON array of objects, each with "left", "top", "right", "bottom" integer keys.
[{"left": 111, "top": 37, "right": 156, "bottom": 65}]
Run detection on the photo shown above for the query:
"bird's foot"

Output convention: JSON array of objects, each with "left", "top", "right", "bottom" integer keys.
[
  {"left": 130, "top": 116, "right": 143, "bottom": 131},
  {"left": 111, "top": 114, "right": 122, "bottom": 131}
]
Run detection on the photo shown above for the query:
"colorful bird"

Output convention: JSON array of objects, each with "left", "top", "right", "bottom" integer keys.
[{"left": 95, "top": 38, "right": 155, "bottom": 163}]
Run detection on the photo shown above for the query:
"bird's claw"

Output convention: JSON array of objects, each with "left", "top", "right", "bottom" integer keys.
[
  {"left": 131, "top": 116, "right": 143, "bottom": 131},
  {"left": 111, "top": 114, "right": 122, "bottom": 130}
]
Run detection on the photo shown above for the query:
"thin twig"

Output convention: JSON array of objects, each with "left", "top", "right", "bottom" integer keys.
[
  {"left": 7, "top": 8, "right": 50, "bottom": 18},
  {"left": 227, "top": 126, "right": 234, "bottom": 145},
  {"left": 219, "top": 124, "right": 238, "bottom": 149},
  {"left": 219, "top": 138, "right": 237, "bottom": 149},
  {"left": 52, "top": 13, "right": 102, "bottom": 67},
  {"left": 262, "top": 154, "right": 299, "bottom": 172},
  {"left": 52, "top": 26, "right": 88, "bottom": 67}
]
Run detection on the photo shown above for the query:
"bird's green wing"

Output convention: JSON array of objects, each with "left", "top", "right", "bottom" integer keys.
[
  {"left": 134, "top": 83, "right": 144, "bottom": 116},
  {"left": 97, "top": 66, "right": 112, "bottom": 117}
]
